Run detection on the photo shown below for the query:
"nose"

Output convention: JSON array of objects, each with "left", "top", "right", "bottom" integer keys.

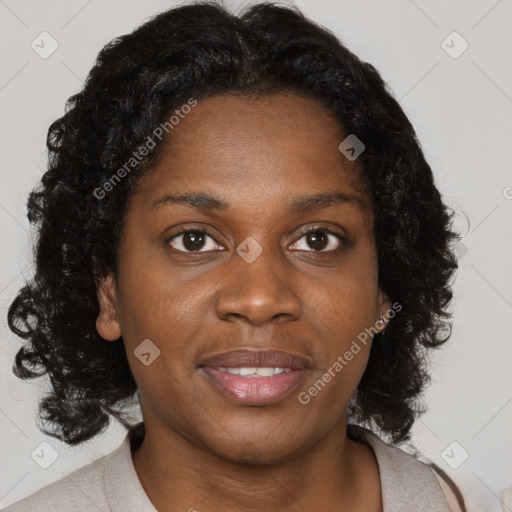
[{"left": 215, "top": 243, "right": 302, "bottom": 326}]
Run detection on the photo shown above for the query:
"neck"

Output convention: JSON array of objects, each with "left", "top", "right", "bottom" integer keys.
[{"left": 131, "top": 415, "right": 382, "bottom": 512}]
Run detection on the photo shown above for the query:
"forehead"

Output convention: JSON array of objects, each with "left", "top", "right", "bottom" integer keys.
[{"left": 132, "top": 91, "right": 371, "bottom": 214}]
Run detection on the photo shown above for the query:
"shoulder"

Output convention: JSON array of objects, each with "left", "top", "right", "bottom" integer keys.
[
  {"left": 347, "top": 424, "right": 465, "bottom": 512},
  {"left": 1, "top": 443, "right": 119, "bottom": 512},
  {"left": 2, "top": 425, "right": 155, "bottom": 512},
  {"left": 430, "top": 463, "right": 467, "bottom": 512}
]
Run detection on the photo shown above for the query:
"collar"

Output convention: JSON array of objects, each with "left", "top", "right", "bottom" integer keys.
[
  {"left": 104, "top": 425, "right": 157, "bottom": 512},
  {"left": 347, "top": 424, "right": 453, "bottom": 512},
  {"left": 103, "top": 423, "right": 451, "bottom": 512}
]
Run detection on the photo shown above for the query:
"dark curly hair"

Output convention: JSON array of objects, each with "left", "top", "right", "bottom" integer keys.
[{"left": 7, "top": 0, "right": 459, "bottom": 447}]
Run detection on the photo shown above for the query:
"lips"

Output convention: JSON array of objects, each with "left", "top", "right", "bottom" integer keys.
[
  {"left": 199, "top": 349, "right": 311, "bottom": 370},
  {"left": 198, "top": 349, "right": 311, "bottom": 405}
]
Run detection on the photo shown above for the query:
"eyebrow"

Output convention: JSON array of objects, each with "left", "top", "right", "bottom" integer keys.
[{"left": 149, "top": 191, "right": 368, "bottom": 214}]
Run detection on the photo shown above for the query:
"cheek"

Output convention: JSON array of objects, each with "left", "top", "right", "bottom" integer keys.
[
  {"left": 306, "top": 272, "right": 379, "bottom": 344},
  {"left": 117, "top": 248, "right": 202, "bottom": 340},
  {"left": 118, "top": 272, "right": 211, "bottom": 405},
  {"left": 298, "top": 269, "right": 378, "bottom": 406},
  {"left": 299, "top": 302, "right": 373, "bottom": 418}
]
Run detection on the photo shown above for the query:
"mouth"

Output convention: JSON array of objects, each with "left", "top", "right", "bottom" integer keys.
[{"left": 198, "top": 349, "right": 311, "bottom": 405}]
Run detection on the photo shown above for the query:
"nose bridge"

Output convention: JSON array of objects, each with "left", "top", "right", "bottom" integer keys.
[{"left": 215, "top": 237, "right": 301, "bottom": 326}]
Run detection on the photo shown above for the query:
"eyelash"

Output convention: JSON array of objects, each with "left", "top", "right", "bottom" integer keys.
[{"left": 165, "top": 225, "right": 348, "bottom": 254}]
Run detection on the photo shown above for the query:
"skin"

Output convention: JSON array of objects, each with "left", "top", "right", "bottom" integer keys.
[{"left": 96, "top": 91, "right": 391, "bottom": 512}]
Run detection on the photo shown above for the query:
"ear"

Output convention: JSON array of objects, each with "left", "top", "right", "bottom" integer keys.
[
  {"left": 376, "top": 288, "right": 392, "bottom": 333},
  {"left": 96, "top": 274, "right": 122, "bottom": 341}
]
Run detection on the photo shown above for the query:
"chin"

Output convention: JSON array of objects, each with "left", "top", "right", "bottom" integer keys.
[{"left": 199, "top": 426, "right": 308, "bottom": 467}]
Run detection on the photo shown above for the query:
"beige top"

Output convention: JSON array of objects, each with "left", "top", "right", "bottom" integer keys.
[{"left": 2, "top": 424, "right": 464, "bottom": 511}]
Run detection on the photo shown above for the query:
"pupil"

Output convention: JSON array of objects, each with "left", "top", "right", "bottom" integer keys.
[
  {"left": 184, "top": 231, "right": 204, "bottom": 251},
  {"left": 307, "top": 230, "right": 327, "bottom": 251}
]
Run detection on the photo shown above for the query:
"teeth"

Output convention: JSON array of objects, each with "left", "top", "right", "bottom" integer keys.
[
  {"left": 240, "top": 367, "right": 258, "bottom": 376},
  {"left": 217, "top": 367, "right": 292, "bottom": 377},
  {"left": 254, "top": 367, "right": 274, "bottom": 377}
]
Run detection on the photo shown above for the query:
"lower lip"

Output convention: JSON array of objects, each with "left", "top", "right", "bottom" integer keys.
[{"left": 201, "top": 367, "right": 307, "bottom": 405}]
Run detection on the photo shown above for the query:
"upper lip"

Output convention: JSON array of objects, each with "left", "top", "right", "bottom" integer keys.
[{"left": 199, "top": 349, "right": 311, "bottom": 370}]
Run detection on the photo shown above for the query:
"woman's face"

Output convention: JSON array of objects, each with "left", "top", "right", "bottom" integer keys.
[{"left": 98, "top": 91, "right": 390, "bottom": 464}]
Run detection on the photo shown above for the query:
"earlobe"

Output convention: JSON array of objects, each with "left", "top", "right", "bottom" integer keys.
[
  {"left": 376, "top": 289, "right": 392, "bottom": 333},
  {"left": 96, "top": 315, "right": 121, "bottom": 341},
  {"left": 96, "top": 274, "right": 122, "bottom": 341}
]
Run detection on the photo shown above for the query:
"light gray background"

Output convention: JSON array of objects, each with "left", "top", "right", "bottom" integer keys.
[{"left": 1, "top": 0, "right": 511, "bottom": 510}]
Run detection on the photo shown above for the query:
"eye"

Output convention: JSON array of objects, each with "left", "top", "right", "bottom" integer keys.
[
  {"left": 289, "top": 227, "right": 346, "bottom": 252},
  {"left": 166, "top": 229, "right": 223, "bottom": 253},
  {"left": 165, "top": 226, "right": 348, "bottom": 254}
]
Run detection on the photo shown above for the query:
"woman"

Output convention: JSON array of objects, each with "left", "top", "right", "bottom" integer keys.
[{"left": 5, "top": 1, "right": 466, "bottom": 510}]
